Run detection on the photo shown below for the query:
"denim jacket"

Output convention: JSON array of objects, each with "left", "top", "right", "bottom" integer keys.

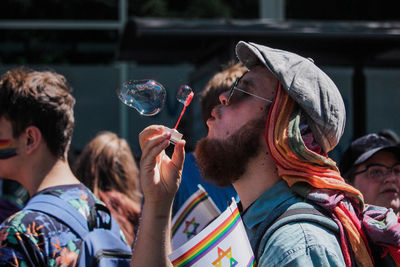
[{"left": 241, "top": 180, "right": 345, "bottom": 266}]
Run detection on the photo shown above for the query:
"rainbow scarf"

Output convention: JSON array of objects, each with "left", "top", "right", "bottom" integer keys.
[{"left": 266, "top": 84, "right": 400, "bottom": 266}]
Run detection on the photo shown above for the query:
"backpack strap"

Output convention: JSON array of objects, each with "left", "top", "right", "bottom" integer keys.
[
  {"left": 24, "top": 194, "right": 90, "bottom": 238},
  {"left": 253, "top": 203, "right": 340, "bottom": 260}
]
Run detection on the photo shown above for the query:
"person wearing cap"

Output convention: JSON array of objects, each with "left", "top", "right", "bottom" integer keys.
[
  {"left": 171, "top": 62, "right": 241, "bottom": 219},
  {"left": 339, "top": 133, "right": 400, "bottom": 215},
  {"left": 131, "top": 42, "right": 400, "bottom": 266}
]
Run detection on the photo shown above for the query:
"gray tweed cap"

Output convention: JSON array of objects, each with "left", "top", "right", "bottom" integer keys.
[{"left": 236, "top": 41, "right": 346, "bottom": 153}]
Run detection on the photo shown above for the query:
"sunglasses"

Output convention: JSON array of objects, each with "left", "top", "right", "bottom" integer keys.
[{"left": 227, "top": 72, "right": 273, "bottom": 105}]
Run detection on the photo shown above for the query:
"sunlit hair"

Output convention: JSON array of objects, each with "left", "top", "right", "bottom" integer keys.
[
  {"left": 73, "top": 131, "right": 142, "bottom": 204},
  {"left": 0, "top": 67, "right": 75, "bottom": 159},
  {"left": 200, "top": 61, "right": 248, "bottom": 124}
]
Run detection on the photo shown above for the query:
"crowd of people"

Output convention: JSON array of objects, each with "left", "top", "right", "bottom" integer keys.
[{"left": 1, "top": 40, "right": 400, "bottom": 266}]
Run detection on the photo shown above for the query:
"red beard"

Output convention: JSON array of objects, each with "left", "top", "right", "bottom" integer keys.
[{"left": 195, "top": 117, "right": 266, "bottom": 187}]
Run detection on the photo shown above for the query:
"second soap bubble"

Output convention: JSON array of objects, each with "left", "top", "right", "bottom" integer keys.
[{"left": 176, "top": 85, "right": 194, "bottom": 105}]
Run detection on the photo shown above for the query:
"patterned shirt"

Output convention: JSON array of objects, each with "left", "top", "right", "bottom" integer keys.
[{"left": 0, "top": 183, "right": 126, "bottom": 267}]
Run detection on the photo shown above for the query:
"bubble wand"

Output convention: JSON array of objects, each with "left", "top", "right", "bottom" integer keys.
[
  {"left": 169, "top": 85, "right": 194, "bottom": 143},
  {"left": 174, "top": 91, "right": 194, "bottom": 130}
]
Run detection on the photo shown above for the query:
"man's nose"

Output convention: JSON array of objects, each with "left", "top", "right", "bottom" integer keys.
[
  {"left": 219, "top": 91, "right": 229, "bottom": 106},
  {"left": 383, "top": 170, "right": 398, "bottom": 183}
]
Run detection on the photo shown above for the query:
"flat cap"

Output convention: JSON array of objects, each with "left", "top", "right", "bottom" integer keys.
[{"left": 236, "top": 41, "right": 346, "bottom": 153}]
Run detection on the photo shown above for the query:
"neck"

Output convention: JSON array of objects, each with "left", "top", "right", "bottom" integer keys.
[
  {"left": 233, "top": 147, "right": 281, "bottom": 210},
  {"left": 21, "top": 150, "right": 80, "bottom": 196},
  {"left": 34, "top": 159, "right": 80, "bottom": 195}
]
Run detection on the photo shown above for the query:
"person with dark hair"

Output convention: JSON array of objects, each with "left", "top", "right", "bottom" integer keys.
[
  {"left": 339, "top": 133, "right": 400, "bottom": 215},
  {"left": 131, "top": 42, "right": 400, "bottom": 267},
  {"left": 172, "top": 62, "right": 244, "bottom": 217},
  {"left": 74, "top": 131, "right": 142, "bottom": 246},
  {"left": 0, "top": 67, "right": 130, "bottom": 265}
]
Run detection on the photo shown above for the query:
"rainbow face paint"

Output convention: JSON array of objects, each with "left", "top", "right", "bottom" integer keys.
[{"left": 0, "top": 139, "right": 18, "bottom": 159}]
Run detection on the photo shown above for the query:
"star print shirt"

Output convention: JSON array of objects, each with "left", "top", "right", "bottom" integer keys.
[{"left": 0, "top": 183, "right": 126, "bottom": 267}]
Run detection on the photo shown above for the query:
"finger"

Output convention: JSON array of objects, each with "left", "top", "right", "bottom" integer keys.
[
  {"left": 147, "top": 138, "right": 170, "bottom": 162},
  {"left": 140, "top": 137, "right": 170, "bottom": 171},
  {"left": 171, "top": 139, "right": 186, "bottom": 172},
  {"left": 138, "top": 125, "right": 166, "bottom": 149},
  {"left": 140, "top": 132, "right": 171, "bottom": 159}
]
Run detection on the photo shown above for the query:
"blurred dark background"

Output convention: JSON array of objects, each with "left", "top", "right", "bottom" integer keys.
[{"left": 1, "top": 0, "right": 400, "bottom": 162}]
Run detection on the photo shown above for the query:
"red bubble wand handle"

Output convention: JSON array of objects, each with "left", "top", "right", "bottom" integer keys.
[{"left": 174, "top": 91, "right": 194, "bottom": 130}]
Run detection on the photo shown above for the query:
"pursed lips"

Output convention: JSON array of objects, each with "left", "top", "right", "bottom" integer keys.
[{"left": 207, "top": 107, "right": 219, "bottom": 125}]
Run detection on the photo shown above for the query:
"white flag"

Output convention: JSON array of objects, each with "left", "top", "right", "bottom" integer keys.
[
  {"left": 171, "top": 185, "right": 220, "bottom": 249},
  {"left": 169, "top": 201, "right": 255, "bottom": 267}
]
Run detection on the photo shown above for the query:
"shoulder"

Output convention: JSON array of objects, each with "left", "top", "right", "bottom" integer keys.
[
  {"left": 0, "top": 207, "right": 78, "bottom": 245},
  {"left": 0, "top": 192, "right": 86, "bottom": 264},
  {"left": 1, "top": 209, "right": 44, "bottom": 233},
  {"left": 34, "top": 184, "right": 99, "bottom": 217},
  {"left": 259, "top": 221, "right": 345, "bottom": 267},
  {"left": 0, "top": 210, "right": 44, "bottom": 265}
]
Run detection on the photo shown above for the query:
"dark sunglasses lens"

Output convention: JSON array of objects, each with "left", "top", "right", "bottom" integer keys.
[
  {"left": 228, "top": 73, "right": 248, "bottom": 104},
  {"left": 228, "top": 90, "right": 240, "bottom": 105}
]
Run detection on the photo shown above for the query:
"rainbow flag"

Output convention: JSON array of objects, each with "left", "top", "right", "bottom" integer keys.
[
  {"left": 169, "top": 201, "right": 255, "bottom": 267},
  {"left": 171, "top": 185, "right": 220, "bottom": 249}
]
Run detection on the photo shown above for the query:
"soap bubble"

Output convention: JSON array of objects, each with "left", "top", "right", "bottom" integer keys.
[
  {"left": 176, "top": 85, "right": 194, "bottom": 106},
  {"left": 117, "top": 79, "right": 166, "bottom": 116},
  {"left": 173, "top": 85, "right": 194, "bottom": 130}
]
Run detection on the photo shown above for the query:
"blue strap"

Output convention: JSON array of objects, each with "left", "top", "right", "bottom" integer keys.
[
  {"left": 24, "top": 194, "right": 89, "bottom": 238},
  {"left": 252, "top": 202, "right": 339, "bottom": 260},
  {"left": 251, "top": 203, "right": 293, "bottom": 259}
]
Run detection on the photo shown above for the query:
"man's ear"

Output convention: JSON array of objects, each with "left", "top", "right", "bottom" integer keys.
[{"left": 24, "top": 126, "right": 42, "bottom": 154}]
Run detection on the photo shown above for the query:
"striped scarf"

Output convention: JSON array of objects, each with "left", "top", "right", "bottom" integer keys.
[{"left": 266, "top": 84, "right": 400, "bottom": 266}]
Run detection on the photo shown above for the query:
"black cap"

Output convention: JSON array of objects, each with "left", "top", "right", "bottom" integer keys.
[{"left": 339, "top": 133, "right": 400, "bottom": 179}]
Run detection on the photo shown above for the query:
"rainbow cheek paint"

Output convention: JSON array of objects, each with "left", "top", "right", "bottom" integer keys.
[{"left": 0, "top": 139, "right": 18, "bottom": 159}]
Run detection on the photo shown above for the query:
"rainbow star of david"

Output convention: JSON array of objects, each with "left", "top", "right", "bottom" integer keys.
[
  {"left": 212, "top": 247, "right": 238, "bottom": 267},
  {"left": 183, "top": 217, "right": 200, "bottom": 239},
  {"left": 169, "top": 201, "right": 255, "bottom": 267},
  {"left": 172, "top": 190, "right": 209, "bottom": 236}
]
